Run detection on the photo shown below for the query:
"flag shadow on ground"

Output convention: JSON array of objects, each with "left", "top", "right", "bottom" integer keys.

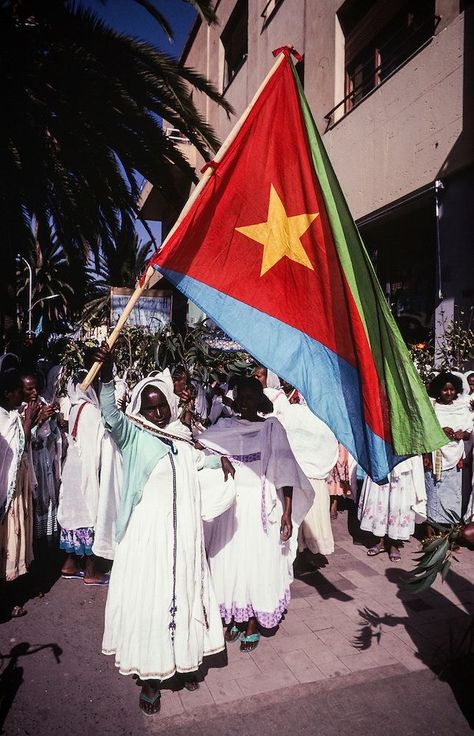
[{"left": 352, "top": 566, "right": 474, "bottom": 730}]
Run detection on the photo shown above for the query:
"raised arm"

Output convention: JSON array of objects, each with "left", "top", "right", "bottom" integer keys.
[
  {"left": 100, "top": 381, "right": 135, "bottom": 450},
  {"left": 94, "top": 344, "right": 134, "bottom": 450}
]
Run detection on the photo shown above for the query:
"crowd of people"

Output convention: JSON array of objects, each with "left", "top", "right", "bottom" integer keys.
[{"left": 1, "top": 341, "right": 473, "bottom": 715}]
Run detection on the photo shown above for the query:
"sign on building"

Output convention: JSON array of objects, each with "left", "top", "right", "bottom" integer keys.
[{"left": 110, "top": 287, "right": 173, "bottom": 332}]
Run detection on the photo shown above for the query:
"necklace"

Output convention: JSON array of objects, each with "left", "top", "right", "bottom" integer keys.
[{"left": 128, "top": 415, "right": 195, "bottom": 446}]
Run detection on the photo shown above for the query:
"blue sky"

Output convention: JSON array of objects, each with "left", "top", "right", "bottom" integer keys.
[
  {"left": 80, "top": 1, "right": 199, "bottom": 244},
  {"left": 82, "top": 0, "right": 197, "bottom": 56}
]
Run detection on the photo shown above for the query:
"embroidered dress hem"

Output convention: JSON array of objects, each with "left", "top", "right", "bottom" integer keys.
[
  {"left": 59, "top": 527, "right": 94, "bottom": 556},
  {"left": 219, "top": 588, "right": 290, "bottom": 628},
  {"left": 102, "top": 452, "right": 224, "bottom": 681},
  {"left": 358, "top": 473, "right": 417, "bottom": 541},
  {"left": 102, "top": 643, "right": 225, "bottom": 681}
]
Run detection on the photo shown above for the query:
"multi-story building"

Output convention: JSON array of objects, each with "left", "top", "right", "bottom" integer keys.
[{"left": 141, "top": 0, "right": 473, "bottom": 346}]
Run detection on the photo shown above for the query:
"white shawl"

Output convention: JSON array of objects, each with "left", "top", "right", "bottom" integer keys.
[
  {"left": 58, "top": 379, "right": 123, "bottom": 558},
  {"left": 432, "top": 399, "right": 473, "bottom": 470},
  {"left": 0, "top": 407, "right": 25, "bottom": 518},
  {"left": 278, "top": 404, "right": 339, "bottom": 480},
  {"left": 199, "top": 416, "right": 314, "bottom": 528}
]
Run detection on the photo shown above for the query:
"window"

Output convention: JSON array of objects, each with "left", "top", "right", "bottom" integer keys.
[
  {"left": 261, "top": 0, "right": 284, "bottom": 29},
  {"left": 327, "top": 0, "right": 439, "bottom": 124},
  {"left": 221, "top": 1, "right": 248, "bottom": 92}
]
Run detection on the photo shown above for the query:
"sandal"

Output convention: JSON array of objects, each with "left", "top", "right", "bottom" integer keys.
[
  {"left": 389, "top": 549, "right": 401, "bottom": 562},
  {"left": 61, "top": 570, "right": 84, "bottom": 580},
  {"left": 240, "top": 632, "right": 260, "bottom": 653},
  {"left": 367, "top": 545, "right": 386, "bottom": 557},
  {"left": 225, "top": 625, "right": 242, "bottom": 643},
  {"left": 11, "top": 605, "right": 27, "bottom": 618},
  {"left": 83, "top": 574, "right": 110, "bottom": 586},
  {"left": 139, "top": 689, "right": 161, "bottom": 716},
  {"left": 183, "top": 680, "right": 200, "bottom": 692}
]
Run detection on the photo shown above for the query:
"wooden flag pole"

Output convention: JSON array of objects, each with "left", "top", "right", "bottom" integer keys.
[
  {"left": 80, "top": 265, "right": 155, "bottom": 389},
  {"left": 80, "top": 51, "right": 287, "bottom": 390}
]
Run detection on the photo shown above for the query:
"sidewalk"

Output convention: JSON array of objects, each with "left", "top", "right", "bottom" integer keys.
[{"left": 1, "top": 511, "right": 474, "bottom": 734}]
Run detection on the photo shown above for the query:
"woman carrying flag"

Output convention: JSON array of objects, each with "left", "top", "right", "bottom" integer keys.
[{"left": 93, "top": 345, "right": 233, "bottom": 716}]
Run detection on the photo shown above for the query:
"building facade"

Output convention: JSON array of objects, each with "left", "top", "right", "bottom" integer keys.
[{"left": 141, "top": 0, "right": 473, "bottom": 346}]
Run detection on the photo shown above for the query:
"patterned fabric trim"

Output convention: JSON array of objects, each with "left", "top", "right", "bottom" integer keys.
[
  {"left": 103, "top": 643, "right": 226, "bottom": 681},
  {"left": 59, "top": 527, "right": 94, "bottom": 556},
  {"left": 128, "top": 416, "right": 194, "bottom": 446},
  {"left": 219, "top": 588, "right": 291, "bottom": 629},
  {"left": 229, "top": 452, "right": 261, "bottom": 463}
]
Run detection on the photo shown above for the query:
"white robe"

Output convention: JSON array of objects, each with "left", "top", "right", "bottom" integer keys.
[
  {"left": 200, "top": 416, "right": 314, "bottom": 628},
  {"left": 277, "top": 403, "right": 339, "bottom": 556},
  {"left": 102, "top": 442, "right": 226, "bottom": 680},
  {"left": 0, "top": 407, "right": 24, "bottom": 518},
  {"left": 0, "top": 407, "right": 33, "bottom": 580},
  {"left": 57, "top": 383, "right": 122, "bottom": 558}
]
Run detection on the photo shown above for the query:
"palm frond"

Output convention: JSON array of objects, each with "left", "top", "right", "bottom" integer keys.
[{"left": 0, "top": 0, "right": 231, "bottom": 333}]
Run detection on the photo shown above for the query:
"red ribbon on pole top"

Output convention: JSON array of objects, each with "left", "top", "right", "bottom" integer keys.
[
  {"left": 201, "top": 160, "right": 219, "bottom": 174},
  {"left": 272, "top": 45, "right": 303, "bottom": 62}
]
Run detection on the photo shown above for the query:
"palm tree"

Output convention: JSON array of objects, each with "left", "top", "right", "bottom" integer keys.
[
  {"left": 0, "top": 0, "right": 232, "bottom": 341},
  {"left": 83, "top": 216, "right": 156, "bottom": 326},
  {"left": 17, "top": 236, "right": 75, "bottom": 334}
]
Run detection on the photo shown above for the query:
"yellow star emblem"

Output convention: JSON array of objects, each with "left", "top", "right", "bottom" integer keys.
[{"left": 235, "top": 185, "right": 318, "bottom": 276}]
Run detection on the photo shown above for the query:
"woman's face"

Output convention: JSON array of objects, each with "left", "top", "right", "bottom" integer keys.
[
  {"left": 140, "top": 386, "right": 171, "bottom": 428},
  {"left": 438, "top": 382, "right": 457, "bottom": 405},
  {"left": 21, "top": 375, "right": 38, "bottom": 402},
  {"left": 254, "top": 367, "right": 267, "bottom": 388},
  {"left": 468, "top": 374, "right": 474, "bottom": 395},
  {"left": 235, "top": 386, "right": 260, "bottom": 419},
  {"left": 173, "top": 373, "right": 188, "bottom": 397}
]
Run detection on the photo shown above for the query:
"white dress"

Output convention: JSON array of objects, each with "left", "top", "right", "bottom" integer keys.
[
  {"left": 358, "top": 456, "right": 426, "bottom": 540},
  {"left": 277, "top": 403, "right": 339, "bottom": 557},
  {"left": 201, "top": 417, "right": 314, "bottom": 629},
  {"left": 102, "top": 447, "right": 225, "bottom": 680},
  {"left": 57, "top": 383, "right": 122, "bottom": 559}
]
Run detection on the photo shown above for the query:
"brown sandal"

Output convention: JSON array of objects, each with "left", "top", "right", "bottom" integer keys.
[
  {"left": 367, "top": 545, "right": 385, "bottom": 557},
  {"left": 11, "top": 605, "right": 27, "bottom": 618}
]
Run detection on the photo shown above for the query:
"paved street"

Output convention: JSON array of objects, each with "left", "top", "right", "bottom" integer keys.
[{"left": 2, "top": 509, "right": 474, "bottom": 735}]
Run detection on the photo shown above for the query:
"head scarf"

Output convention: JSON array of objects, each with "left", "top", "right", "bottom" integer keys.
[
  {"left": 465, "top": 371, "right": 474, "bottom": 395},
  {"left": 265, "top": 369, "right": 280, "bottom": 389},
  {"left": 191, "top": 378, "right": 208, "bottom": 419},
  {"left": 67, "top": 375, "right": 99, "bottom": 409},
  {"left": 126, "top": 369, "right": 178, "bottom": 421},
  {"left": 451, "top": 370, "right": 470, "bottom": 398},
  {"left": 0, "top": 353, "right": 19, "bottom": 374},
  {"left": 43, "top": 364, "right": 62, "bottom": 403}
]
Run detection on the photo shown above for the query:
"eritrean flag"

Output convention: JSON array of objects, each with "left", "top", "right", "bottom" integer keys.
[{"left": 146, "top": 48, "right": 445, "bottom": 481}]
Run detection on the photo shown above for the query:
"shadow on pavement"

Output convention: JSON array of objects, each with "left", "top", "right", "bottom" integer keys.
[
  {"left": 352, "top": 564, "right": 474, "bottom": 730},
  {"left": 0, "top": 642, "right": 62, "bottom": 733},
  {"left": 0, "top": 538, "right": 63, "bottom": 623}
]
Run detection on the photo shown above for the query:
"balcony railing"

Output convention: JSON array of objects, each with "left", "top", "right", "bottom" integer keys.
[
  {"left": 324, "top": 14, "right": 440, "bottom": 131},
  {"left": 164, "top": 127, "right": 191, "bottom": 144}
]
